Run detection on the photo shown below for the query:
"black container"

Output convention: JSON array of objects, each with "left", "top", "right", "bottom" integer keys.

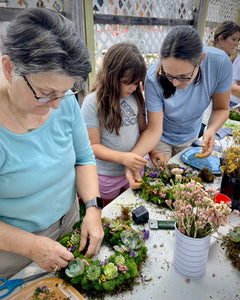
[
  {"left": 220, "top": 172, "right": 240, "bottom": 211},
  {"left": 132, "top": 205, "right": 149, "bottom": 224}
]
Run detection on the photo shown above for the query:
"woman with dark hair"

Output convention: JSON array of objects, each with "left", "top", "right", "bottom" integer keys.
[
  {"left": 125, "top": 26, "right": 232, "bottom": 189},
  {"left": 209, "top": 21, "right": 240, "bottom": 56},
  {"left": 0, "top": 8, "right": 104, "bottom": 279},
  {"left": 208, "top": 21, "right": 240, "bottom": 106},
  {"left": 81, "top": 42, "right": 147, "bottom": 205}
]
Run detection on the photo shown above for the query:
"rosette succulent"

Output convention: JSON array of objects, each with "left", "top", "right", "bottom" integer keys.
[
  {"left": 70, "top": 233, "right": 81, "bottom": 245},
  {"left": 109, "top": 220, "right": 123, "bottom": 233},
  {"left": 86, "top": 265, "right": 101, "bottom": 281},
  {"left": 114, "top": 255, "right": 125, "bottom": 265},
  {"left": 121, "top": 230, "right": 142, "bottom": 250},
  {"left": 65, "top": 259, "right": 85, "bottom": 277},
  {"left": 229, "top": 228, "right": 240, "bottom": 243},
  {"left": 104, "top": 262, "right": 118, "bottom": 280}
]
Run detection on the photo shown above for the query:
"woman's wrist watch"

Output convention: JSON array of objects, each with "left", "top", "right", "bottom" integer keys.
[{"left": 85, "top": 197, "right": 104, "bottom": 209}]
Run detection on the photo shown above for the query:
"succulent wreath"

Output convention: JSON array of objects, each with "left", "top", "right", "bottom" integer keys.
[{"left": 59, "top": 212, "right": 148, "bottom": 297}]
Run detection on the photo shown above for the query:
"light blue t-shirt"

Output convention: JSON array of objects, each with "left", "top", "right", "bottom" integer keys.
[
  {"left": 0, "top": 95, "right": 95, "bottom": 232},
  {"left": 144, "top": 46, "right": 233, "bottom": 145},
  {"left": 81, "top": 92, "right": 140, "bottom": 176},
  {"left": 231, "top": 54, "right": 240, "bottom": 104}
]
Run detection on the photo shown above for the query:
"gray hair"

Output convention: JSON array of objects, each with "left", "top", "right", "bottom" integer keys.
[
  {"left": 0, "top": 8, "right": 91, "bottom": 82},
  {"left": 160, "top": 26, "right": 203, "bottom": 66}
]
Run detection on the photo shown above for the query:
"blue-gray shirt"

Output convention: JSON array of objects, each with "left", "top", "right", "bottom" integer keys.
[{"left": 144, "top": 46, "right": 232, "bottom": 145}]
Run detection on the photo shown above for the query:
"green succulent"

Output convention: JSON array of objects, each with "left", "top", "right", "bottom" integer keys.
[
  {"left": 109, "top": 220, "right": 123, "bottom": 232},
  {"left": 104, "top": 262, "right": 118, "bottom": 280},
  {"left": 229, "top": 228, "right": 240, "bottom": 243},
  {"left": 114, "top": 255, "right": 125, "bottom": 265},
  {"left": 70, "top": 233, "right": 81, "bottom": 245},
  {"left": 86, "top": 265, "right": 101, "bottom": 281},
  {"left": 120, "top": 230, "right": 142, "bottom": 250},
  {"left": 65, "top": 259, "right": 85, "bottom": 277}
]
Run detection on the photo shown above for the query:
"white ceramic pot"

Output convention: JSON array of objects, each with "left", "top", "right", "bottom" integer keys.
[{"left": 173, "top": 226, "right": 211, "bottom": 279}]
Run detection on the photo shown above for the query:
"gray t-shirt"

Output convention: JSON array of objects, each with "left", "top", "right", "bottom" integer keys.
[{"left": 81, "top": 92, "right": 140, "bottom": 176}]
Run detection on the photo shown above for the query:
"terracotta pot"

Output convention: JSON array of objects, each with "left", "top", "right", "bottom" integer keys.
[{"left": 220, "top": 172, "right": 240, "bottom": 211}]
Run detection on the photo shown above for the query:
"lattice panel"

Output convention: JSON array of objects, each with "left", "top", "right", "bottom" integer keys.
[
  {"left": 203, "top": 0, "right": 240, "bottom": 46},
  {"left": 94, "top": 0, "right": 193, "bottom": 19},
  {"left": 0, "top": 0, "right": 63, "bottom": 10},
  {"left": 0, "top": 0, "right": 63, "bottom": 38},
  {"left": 93, "top": 0, "right": 194, "bottom": 70},
  {"left": 95, "top": 23, "right": 175, "bottom": 68}
]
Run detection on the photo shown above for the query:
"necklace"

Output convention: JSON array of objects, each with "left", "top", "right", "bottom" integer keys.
[{"left": 1, "top": 82, "right": 43, "bottom": 133}]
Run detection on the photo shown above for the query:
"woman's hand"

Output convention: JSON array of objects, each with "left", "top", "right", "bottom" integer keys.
[
  {"left": 198, "top": 128, "right": 216, "bottom": 158},
  {"left": 125, "top": 167, "right": 143, "bottom": 189},
  {"left": 79, "top": 208, "right": 104, "bottom": 258},
  {"left": 29, "top": 235, "right": 74, "bottom": 272},
  {"left": 121, "top": 152, "right": 148, "bottom": 171},
  {"left": 149, "top": 150, "right": 170, "bottom": 167}
]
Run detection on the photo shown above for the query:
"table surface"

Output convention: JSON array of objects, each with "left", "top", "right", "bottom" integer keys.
[{"left": 2, "top": 147, "right": 240, "bottom": 300}]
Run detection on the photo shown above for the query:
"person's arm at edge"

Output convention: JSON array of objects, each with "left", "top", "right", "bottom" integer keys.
[{"left": 231, "top": 81, "right": 240, "bottom": 98}]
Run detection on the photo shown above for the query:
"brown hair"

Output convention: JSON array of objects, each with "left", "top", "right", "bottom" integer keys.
[
  {"left": 91, "top": 42, "right": 146, "bottom": 135},
  {"left": 214, "top": 21, "right": 240, "bottom": 46}
]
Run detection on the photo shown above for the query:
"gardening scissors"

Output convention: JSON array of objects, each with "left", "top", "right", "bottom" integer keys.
[{"left": 0, "top": 271, "right": 49, "bottom": 299}]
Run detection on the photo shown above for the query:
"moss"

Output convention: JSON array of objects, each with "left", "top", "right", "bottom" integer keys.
[{"left": 198, "top": 167, "right": 216, "bottom": 183}]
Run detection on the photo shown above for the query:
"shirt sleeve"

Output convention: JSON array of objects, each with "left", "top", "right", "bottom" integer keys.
[
  {"left": 214, "top": 54, "right": 233, "bottom": 94},
  {"left": 71, "top": 97, "right": 96, "bottom": 166}
]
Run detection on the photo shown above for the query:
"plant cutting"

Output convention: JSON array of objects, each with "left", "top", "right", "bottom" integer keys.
[{"left": 220, "top": 131, "right": 240, "bottom": 210}]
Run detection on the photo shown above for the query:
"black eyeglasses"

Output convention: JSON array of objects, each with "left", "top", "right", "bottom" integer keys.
[
  {"left": 159, "top": 65, "right": 197, "bottom": 82},
  {"left": 23, "top": 75, "right": 79, "bottom": 103}
]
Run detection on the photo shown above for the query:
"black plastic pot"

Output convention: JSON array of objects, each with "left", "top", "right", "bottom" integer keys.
[{"left": 220, "top": 172, "right": 240, "bottom": 210}]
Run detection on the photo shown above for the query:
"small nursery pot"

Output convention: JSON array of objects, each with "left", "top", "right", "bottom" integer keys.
[{"left": 220, "top": 172, "right": 240, "bottom": 211}]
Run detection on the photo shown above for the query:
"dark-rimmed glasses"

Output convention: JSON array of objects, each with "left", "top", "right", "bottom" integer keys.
[
  {"left": 159, "top": 65, "right": 197, "bottom": 82},
  {"left": 23, "top": 75, "right": 79, "bottom": 103}
]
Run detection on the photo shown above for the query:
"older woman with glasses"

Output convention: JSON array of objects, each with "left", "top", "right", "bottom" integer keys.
[
  {"left": 125, "top": 26, "right": 232, "bottom": 189},
  {"left": 0, "top": 8, "right": 104, "bottom": 279}
]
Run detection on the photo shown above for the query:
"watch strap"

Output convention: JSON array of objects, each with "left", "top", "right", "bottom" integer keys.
[{"left": 85, "top": 197, "right": 103, "bottom": 209}]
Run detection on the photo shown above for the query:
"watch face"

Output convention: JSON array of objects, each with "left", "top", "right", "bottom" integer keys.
[{"left": 96, "top": 197, "right": 104, "bottom": 209}]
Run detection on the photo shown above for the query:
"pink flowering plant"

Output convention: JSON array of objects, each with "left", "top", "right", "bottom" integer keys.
[{"left": 165, "top": 179, "right": 232, "bottom": 238}]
